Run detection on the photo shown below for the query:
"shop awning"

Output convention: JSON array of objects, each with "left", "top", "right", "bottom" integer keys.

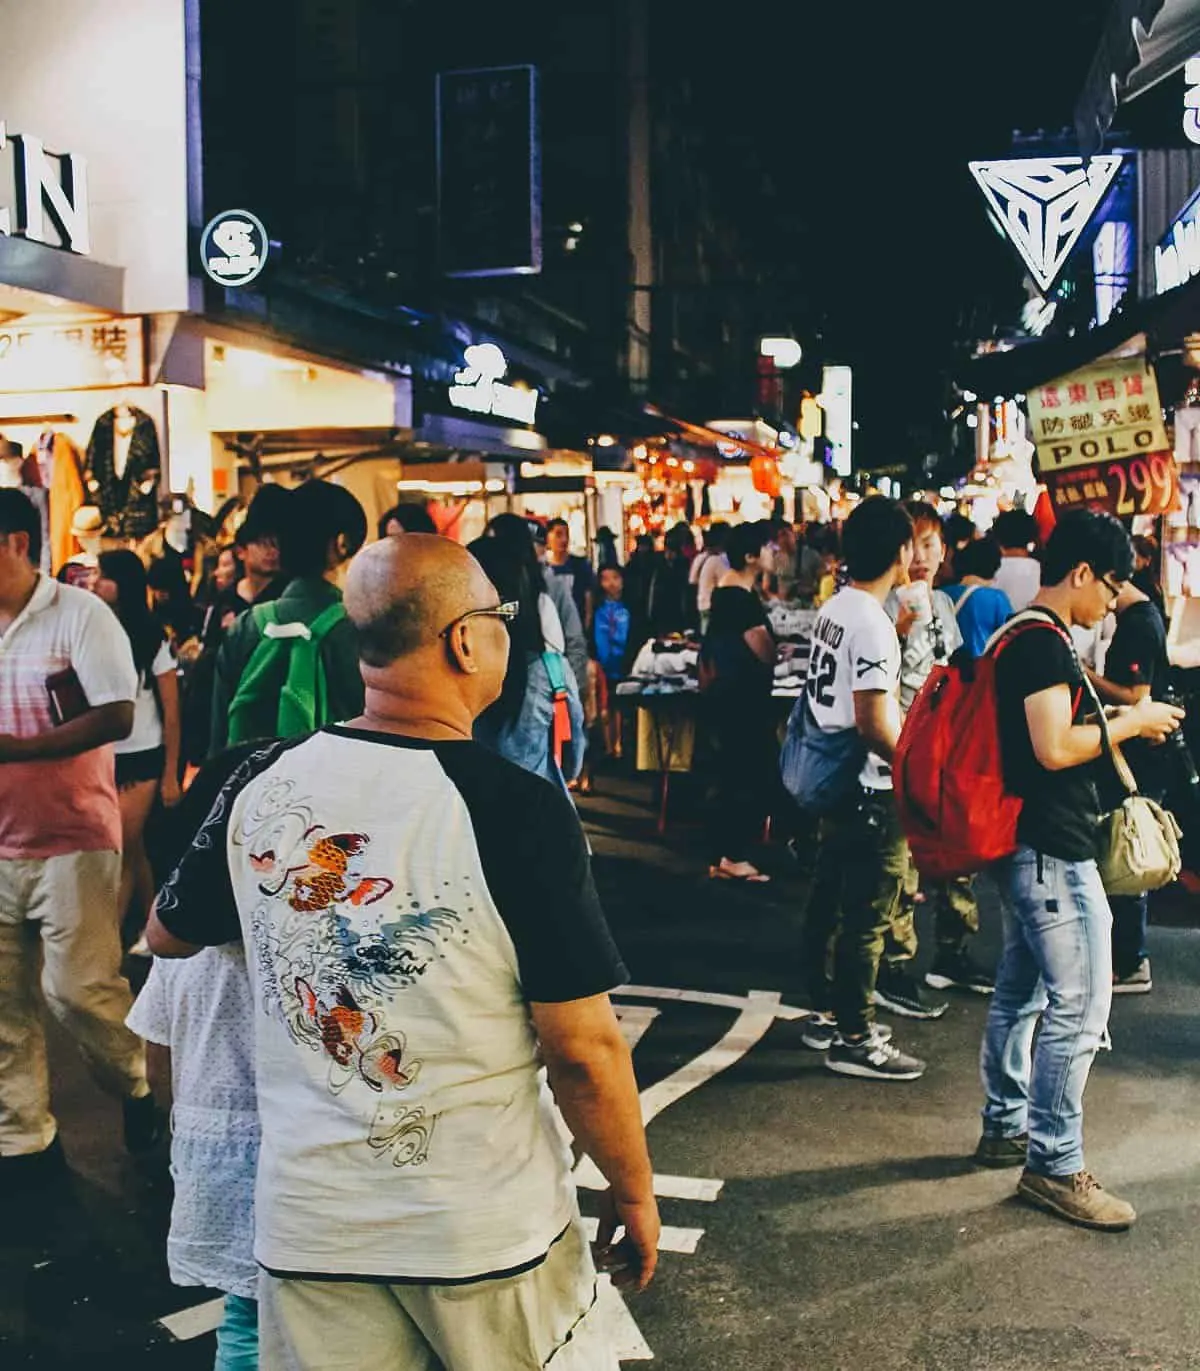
[
  {"left": 960, "top": 267, "right": 1200, "bottom": 394},
  {"left": 1075, "top": 0, "right": 1200, "bottom": 152}
]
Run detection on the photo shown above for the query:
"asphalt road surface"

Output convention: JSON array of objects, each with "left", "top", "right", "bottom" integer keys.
[{"left": 4, "top": 769, "right": 1200, "bottom": 1370}]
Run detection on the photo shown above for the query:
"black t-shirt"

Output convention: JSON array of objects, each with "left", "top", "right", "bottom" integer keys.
[
  {"left": 1104, "top": 599, "right": 1170, "bottom": 791},
  {"left": 995, "top": 609, "right": 1101, "bottom": 861},
  {"left": 702, "top": 585, "right": 772, "bottom": 700},
  {"left": 156, "top": 727, "right": 626, "bottom": 1003}
]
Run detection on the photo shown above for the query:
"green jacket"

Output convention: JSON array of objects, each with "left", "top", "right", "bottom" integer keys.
[{"left": 209, "top": 577, "right": 363, "bottom": 757}]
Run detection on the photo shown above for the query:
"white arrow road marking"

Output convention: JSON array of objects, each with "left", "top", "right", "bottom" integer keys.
[
  {"left": 635, "top": 989, "right": 783, "bottom": 1125},
  {"left": 613, "top": 1003, "right": 662, "bottom": 1050},
  {"left": 616, "top": 985, "right": 809, "bottom": 1021},
  {"left": 581, "top": 1216, "right": 704, "bottom": 1256},
  {"left": 156, "top": 1296, "right": 225, "bottom": 1341},
  {"left": 597, "top": 1275, "right": 654, "bottom": 1361},
  {"left": 576, "top": 1169, "right": 724, "bottom": 1202}
]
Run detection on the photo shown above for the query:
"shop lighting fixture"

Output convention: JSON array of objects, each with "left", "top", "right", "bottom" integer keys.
[
  {"left": 759, "top": 337, "right": 803, "bottom": 369},
  {"left": 682, "top": 460, "right": 695, "bottom": 473},
  {"left": 396, "top": 479, "right": 485, "bottom": 496},
  {"left": 962, "top": 390, "right": 977, "bottom": 402},
  {"left": 485, "top": 479, "right": 506, "bottom": 493},
  {"left": 595, "top": 433, "right": 617, "bottom": 447},
  {"left": 568, "top": 221, "right": 583, "bottom": 233},
  {"left": 966, "top": 414, "right": 978, "bottom": 428}
]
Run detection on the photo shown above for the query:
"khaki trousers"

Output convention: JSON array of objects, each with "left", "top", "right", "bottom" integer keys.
[
  {"left": 259, "top": 1217, "right": 618, "bottom": 1371},
  {"left": 0, "top": 849, "right": 148, "bottom": 1155}
]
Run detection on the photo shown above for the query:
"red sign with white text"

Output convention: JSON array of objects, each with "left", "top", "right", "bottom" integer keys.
[{"left": 1042, "top": 450, "right": 1178, "bottom": 519}]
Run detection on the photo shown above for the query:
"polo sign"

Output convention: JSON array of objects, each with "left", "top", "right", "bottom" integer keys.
[
  {"left": 200, "top": 210, "right": 268, "bottom": 287},
  {"left": 1028, "top": 358, "right": 1178, "bottom": 518}
]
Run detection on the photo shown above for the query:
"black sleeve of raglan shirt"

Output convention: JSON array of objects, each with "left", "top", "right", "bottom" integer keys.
[
  {"left": 154, "top": 740, "right": 293, "bottom": 947},
  {"left": 436, "top": 744, "right": 628, "bottom": 1002}
]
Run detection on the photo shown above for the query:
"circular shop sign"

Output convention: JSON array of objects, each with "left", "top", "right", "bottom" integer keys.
[{"left": 200, "top": 209, "right": 269, "bottom": 287}]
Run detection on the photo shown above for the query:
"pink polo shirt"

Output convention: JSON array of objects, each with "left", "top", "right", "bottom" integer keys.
[{"left": 0, "top": 576, "right": 138, "bottom": 860}]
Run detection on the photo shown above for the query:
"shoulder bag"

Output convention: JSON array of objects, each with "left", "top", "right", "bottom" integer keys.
[{"left": 1084, "top": 677, "right": 1182, "bottom": 896}]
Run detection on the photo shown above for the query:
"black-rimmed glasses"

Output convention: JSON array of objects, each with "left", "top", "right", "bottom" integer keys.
[{"left": 438, "top": 600, "right": 520, "bottom": 639}]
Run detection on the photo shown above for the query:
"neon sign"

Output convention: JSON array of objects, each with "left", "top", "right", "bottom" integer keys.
[
  {"left": 969, "top": 156, "right": 1122, "bottom": 295},
  {"left": 448, "top": 343, "right": 539, "bottom": 425}
]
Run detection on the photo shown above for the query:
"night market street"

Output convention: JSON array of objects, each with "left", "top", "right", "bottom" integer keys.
[{"left": 5, "top": 771, "right": 1200, "bottom": 1371}]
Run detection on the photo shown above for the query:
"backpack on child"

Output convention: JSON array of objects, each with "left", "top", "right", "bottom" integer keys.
[
  {"left": 226, "top": 600, "right": 347, "bottom": 745},
  {"left": 893, "top": 609, "right": 1078, "bottom": 880}
]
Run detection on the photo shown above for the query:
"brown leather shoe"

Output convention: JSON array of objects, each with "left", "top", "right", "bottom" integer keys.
[{"left": 1016, "top": 1169, "right": 1136, "bottom": 1230}]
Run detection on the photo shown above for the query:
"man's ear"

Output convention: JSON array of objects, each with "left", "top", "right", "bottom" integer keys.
[{"left": 445, "top": 621, "right": 479, "bottom": 675}]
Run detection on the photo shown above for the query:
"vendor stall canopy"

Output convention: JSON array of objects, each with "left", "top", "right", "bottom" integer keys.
[{"left": 1077, "top": 0, "right": 1200, "bottom": 151}]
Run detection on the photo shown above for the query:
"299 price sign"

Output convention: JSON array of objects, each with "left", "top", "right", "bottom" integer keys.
[
  {"left": 1043, "top": 451, "right": 1179, "bottom": 518},
  {"left": 1029, "top": 357, "right": 1181, "bottom": 521}
]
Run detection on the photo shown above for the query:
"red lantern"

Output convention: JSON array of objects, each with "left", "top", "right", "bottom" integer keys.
[{"left": 750, "top": 454, "right": 781, "bottom": 498}]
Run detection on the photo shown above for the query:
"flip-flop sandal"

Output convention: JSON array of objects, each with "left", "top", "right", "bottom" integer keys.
[{"left": 707, "top": 864, "right": 771, "bottom": 884}]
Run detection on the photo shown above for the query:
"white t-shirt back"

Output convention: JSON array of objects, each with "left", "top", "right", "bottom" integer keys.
[
  {"left": 806, "top": 586, "right": 901, "bottom": 790},
  {"left": 116, "top": 639, "right": 174, "bottom": 755},
  {"left": 993, "top": 556, "right": 1041, "bottom": 612}
]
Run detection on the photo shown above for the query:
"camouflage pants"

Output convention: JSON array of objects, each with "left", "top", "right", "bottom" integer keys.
[{"left": 884, "top": 857, "right": 979, "bottom": 964}]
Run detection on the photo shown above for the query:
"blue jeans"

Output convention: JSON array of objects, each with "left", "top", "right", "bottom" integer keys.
[
  {"left": 980, "top": 847, "right": 1113, "bottom": 1177},
  {"left": 215, "top": 1293, "right": 258, "bottom": 1371}
]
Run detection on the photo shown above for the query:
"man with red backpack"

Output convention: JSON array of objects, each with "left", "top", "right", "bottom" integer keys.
[{"left": 972, "top": 511, "right": 1180, "bottom": 1230}]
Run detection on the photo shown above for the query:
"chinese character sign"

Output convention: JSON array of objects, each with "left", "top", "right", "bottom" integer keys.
[
  {"left": 0, "top": 316, "right": 146, "bottom": 393},
  {"left": 1028, "top": 357, "right": 1179, "bottom": 518}
]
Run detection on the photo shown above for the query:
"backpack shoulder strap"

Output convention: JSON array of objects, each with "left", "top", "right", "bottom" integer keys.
[
  {"left": 983, "top": 608, "right": 1072, "bottom": 659},
  {"left": 952, "top": 585, "right": 980, "bottom": 618},
  {"left": 306, "top": 600, "right": 347, "bottom": 642}
]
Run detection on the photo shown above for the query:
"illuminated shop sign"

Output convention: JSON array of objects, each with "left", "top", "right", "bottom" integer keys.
[
  {"left": 448, "top": 343, "right": 539, "bottom": 424},
  {"left": 1154, "top": 186, "right": 1200, "bottom": 294},
  {"left": 0, "top": 120, "right": 90, "bottom": 254},
  {"left": 200, "top": 210, "right": 269, "bottom": 288},
  {"left": 968, "top": 155, "right": 1122, "bottom": 295}
]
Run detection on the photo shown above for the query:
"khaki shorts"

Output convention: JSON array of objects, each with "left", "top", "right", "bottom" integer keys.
[{"left": 258, "top": 1215, "right": 617, "bottom": 1371}]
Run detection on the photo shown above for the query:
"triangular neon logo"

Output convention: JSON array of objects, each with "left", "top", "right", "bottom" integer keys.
[{"left": 969, "top": 156, "right": 1123, "bottom": 294}]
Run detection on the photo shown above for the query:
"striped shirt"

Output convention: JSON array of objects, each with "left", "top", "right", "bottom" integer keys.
[{"left": 0, "top": 575, "right": 137, "bottom": 858}]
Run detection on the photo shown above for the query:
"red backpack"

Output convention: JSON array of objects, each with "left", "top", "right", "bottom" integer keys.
[{"left": 893, "top": 610, "right": 1077, "bottom": 881}]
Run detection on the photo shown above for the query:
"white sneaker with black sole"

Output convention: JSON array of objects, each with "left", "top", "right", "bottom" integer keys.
[
  {"left": 1112, "top": 958, "right": 1152, "bottom": 995},
  {"left": 825, "top": 1027, "right": 926, "bottom": 1081},
  {"left": 801, "top": 1013, "right": 892, "bottom": 1052}
]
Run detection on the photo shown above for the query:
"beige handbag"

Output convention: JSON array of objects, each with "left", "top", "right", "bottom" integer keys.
[{"left": 1086, "top": 679, "right": 1183, "bottom": 897}]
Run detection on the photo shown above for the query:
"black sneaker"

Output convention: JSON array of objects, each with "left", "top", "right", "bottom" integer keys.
[
  {"left": 825, "top": 1031, "right": 926, "bottom": 1081},
  {"left": 925, "top": 948, "right": 995, "bottom": 995},
  {"left": 801, "top": 1013, "right": 892, "bottom": 1051},
  {"left": 974, "top": 1132, "right": 1029, "bottom": 1168},
  {"left": 873, "top": 963, "right": 948, "bottom": 1020},
  {"left": 123, "top": 1093, "right": 167, "bottom": 1154}
]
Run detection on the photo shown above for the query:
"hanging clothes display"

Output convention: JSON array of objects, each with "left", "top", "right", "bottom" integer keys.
[
  {"left": 85, "top": 405, "right": 161, "bottom": 539},
  {"left": 42, "top": 430, "right": 86, "bottom": 573},
  {"left": 0, "top": 437, "right": 50, "bottom": 573}
]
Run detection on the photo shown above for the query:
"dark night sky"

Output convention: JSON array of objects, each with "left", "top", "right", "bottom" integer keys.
[{"left": 674, "top": 0, "right": 1118, "bottom": 463}]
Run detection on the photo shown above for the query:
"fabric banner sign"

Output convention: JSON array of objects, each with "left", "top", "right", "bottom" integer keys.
[{"left": 1028, "top": 357, "right": 1178, "bottom": 517}]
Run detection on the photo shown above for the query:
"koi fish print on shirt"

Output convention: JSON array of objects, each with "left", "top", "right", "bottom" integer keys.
[{"left": 230, "top": 774, "right": 469, "bottom": 1169}]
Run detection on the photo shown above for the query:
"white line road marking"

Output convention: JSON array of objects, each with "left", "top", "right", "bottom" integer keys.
[
  {"left": 614, "top": 1003, "right": 662, "bottom": 1051},
  {"left": 581, "top": 1216, "right": 703, "bottom": 1255},
  {"left": 616, "top": 985, "right": 810, "bottom": 1021},
  {"left": 575, "top": 1165, "right": 723, "bottom": 1202},
  {"left": 635, "top": 990, "right": 783, "bottom": 1126},
  {"left": 597, "top": 1275, "right": 654, "bottom": 1361},
  {"left": 156, "top": 1297, "right": 225, "bottom": 1341}
]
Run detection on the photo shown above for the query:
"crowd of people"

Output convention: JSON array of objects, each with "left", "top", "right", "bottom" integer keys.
[{"left": 0, "top": 476, "right": 1193, "bottom": 1368}]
